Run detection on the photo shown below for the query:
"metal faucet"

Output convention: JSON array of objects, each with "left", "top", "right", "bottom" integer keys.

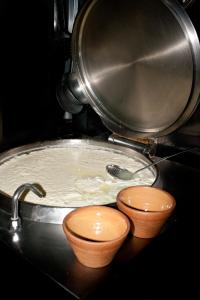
[{"left": 10, "top": 183, "right": 46, "bottom": 232}]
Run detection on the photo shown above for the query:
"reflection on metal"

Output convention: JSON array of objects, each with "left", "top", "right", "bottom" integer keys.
[
  {"left": 10, "top": 183, "right": 46, "bottom": 232},
  {"left": 90, "top": 39, "right": 189, "bottom": 85},
  {"left": 12, "top": 232, "right": 20, "bottom": 243},
  {"left": 54, "top": 0, "right": 60, "bottom": 32},
  {"left": 68, "top": 0, "right": 78, "bottom": 33}
]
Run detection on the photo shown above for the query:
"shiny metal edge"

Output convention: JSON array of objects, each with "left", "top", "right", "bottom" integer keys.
[
  {"left": 160, "top": 0, "right": 200, "bottom": 136},
  {"left": 0, "top": 139, "right": 158, "bottom": 224}
]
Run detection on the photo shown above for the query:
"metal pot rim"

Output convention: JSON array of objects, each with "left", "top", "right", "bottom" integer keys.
[{"left": 0, "top": 139, "right": 158, "bottom": 224}]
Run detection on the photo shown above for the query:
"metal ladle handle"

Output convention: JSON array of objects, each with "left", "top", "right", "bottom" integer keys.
[{"left": 134, "top": 146, "right": 197, "bottom": 175}]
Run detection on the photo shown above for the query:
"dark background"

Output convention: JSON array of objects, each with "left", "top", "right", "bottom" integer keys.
[{"left": 0, "top": 0, "right": 108, "bottom": 153}]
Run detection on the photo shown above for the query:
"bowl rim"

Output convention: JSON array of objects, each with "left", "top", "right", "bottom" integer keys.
[
  {"left": 116, "top": 185, "right": 176, "bottom": 214},
  {"left": 62, "top": 205, "right": 130, "bottom": 244}
]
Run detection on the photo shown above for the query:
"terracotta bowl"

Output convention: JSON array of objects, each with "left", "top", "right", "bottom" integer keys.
[
  {"left": 117, "top": 186, "right": 176, "bottom": 238},
  {"left": 62, "top": 205, "right": 130, "bottom": 268}
]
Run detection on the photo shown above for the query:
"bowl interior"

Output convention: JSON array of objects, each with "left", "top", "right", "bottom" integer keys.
[
  {"left": 65, "top": 206, "right": 129, "bottom": 241},
  {"left": 119, "top": 187, "right": 175, "bottom": 212}
]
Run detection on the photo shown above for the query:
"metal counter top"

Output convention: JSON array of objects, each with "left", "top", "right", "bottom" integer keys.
[{"left": 0, "top": 159, "right": 199, "bottom": 299}]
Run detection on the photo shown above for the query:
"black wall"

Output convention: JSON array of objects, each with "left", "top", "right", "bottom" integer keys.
[{"left": 0, "top": 0, "right": 65, "bottom": 149}]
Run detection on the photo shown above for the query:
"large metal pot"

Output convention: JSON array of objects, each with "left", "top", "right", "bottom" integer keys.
[
  {"left": 61, "top": 0, "right": 200, "bottom": 140},
  {"left": 0, "top": 139, "right": 158, "bottom": 224}
]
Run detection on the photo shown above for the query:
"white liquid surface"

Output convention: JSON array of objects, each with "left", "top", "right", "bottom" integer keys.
[{"left": 0, "top": 146, "right": 156, "bottom": 207}]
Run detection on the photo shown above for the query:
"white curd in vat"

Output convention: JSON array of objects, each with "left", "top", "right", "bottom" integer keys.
[{"left": 0, "top": 146, "right": 156, "bottom": 207}]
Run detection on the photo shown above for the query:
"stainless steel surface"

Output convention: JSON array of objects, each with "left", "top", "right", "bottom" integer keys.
[
  {"left": 106, "top": 147, "right": 196, "bottom": 180},
  {"left": 54, "top": 0, "right": 59, "bottom": 32},
  {"left": 69, "top": 0, "right": 200, "bottom": 138},
  {"left": 0, "top": 139, "right": 158, "bottom": 224},
  {"left": 10, "top": 183, "right": 46, "bottom": 232},
  {"left": 68, "top": 0, "right": 79, "bottom": 33},
  {"left": 108, "top": 134, "right": 157, "bottom": 156}
]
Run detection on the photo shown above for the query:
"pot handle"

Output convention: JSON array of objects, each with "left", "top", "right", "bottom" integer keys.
[{"left": 108, "top": 134, "right": 156, "bottom": 156}]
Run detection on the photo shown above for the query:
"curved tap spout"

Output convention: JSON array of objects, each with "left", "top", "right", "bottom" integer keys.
[{"left": 10, "top": 183, "right": 46, "bottom": 232}]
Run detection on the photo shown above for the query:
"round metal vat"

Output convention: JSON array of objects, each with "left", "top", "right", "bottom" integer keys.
[{"left": 0, "top": 139, "right": 159, "bottom": 224}]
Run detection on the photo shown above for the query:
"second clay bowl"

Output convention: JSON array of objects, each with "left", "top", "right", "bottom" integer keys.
[{"left": 117, "top": 186, "right": 176, "bottom": 238}]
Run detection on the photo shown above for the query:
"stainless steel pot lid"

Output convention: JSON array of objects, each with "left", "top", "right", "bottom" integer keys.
[{"left": 71, "top": 0, "right": 200, "bottom": 138}]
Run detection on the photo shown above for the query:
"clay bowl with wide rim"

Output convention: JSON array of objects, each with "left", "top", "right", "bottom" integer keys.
[
  {"left": 63, "top": 205, "right": 130, "bottom": 268},
  {"left": 116, "top": 186, "right": 176, "bottom": 239}
]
